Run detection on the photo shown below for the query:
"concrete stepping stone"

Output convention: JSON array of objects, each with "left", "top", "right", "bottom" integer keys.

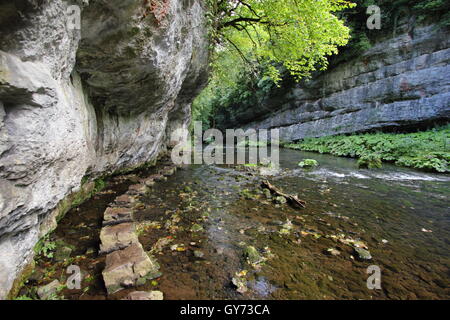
[
  {"left": 124, "top": 291, "right": 164, "bottom": 300},
  {"left": 99, "top": 223, "right": 139, "bottom": 254},
  {"left": 102, "top": 243, "right": 161, "bottom": 295},
  {"left": 103, "top": 207, "right": 133, "bottom": 226}
]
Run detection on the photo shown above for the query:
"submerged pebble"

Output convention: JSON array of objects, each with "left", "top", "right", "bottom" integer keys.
[{"left": 354, "top": 247, "right": 372, "bottom": 260}]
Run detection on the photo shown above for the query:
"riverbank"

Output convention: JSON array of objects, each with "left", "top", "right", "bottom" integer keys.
[{"left": 283, "top": 126, "right": 450, "bottom": 173}]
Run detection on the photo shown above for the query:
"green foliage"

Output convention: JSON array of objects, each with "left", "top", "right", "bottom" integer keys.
[
  {"left": 14, "top": 295, "right": 33, "bottom": 300},
  {"left": 71, "top": 177, "right": 106, "bottom": 208},
  {"left": 34, "top": 235, "right": 57, "bottom": 259},
  {"left": 285, "top": 126, "right": 450, "bottom": 172},
  {"left": 298, "top": 159, "right": 319, "bottom": 168},
  {"left": 357, "top": 154, "right": 382, "bottom": 169},
  {"left": 93, "top": 178, "right": 106, "bottom": 193},
  {"left": 206, "top": 0, "right": 354, "bottom": 81}
]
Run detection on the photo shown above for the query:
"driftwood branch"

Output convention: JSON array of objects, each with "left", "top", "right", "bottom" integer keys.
[{"left": 262, "top": 180, "right": 306, "bottom": 209}]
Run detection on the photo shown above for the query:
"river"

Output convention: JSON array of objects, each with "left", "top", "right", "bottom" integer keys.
[{"left": 22, "top": 148, "right": 450, "bottom": 300}]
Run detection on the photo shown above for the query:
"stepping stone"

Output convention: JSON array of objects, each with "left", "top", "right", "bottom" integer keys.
[
  {"left": 128, "top": 184, "right": 149, "bottom": 195},
  {"left": 160, "top": 166, "right": 176, "bottom": 177},
  {"left": 99, "top": 223, "right": 139, "bottom": 254},
  {"left": 114, "top": 194, "right": 137, "bottom": 207},
  {"left": 140, "top": 178, "right": 155, "bottom": 187},
  {"left": 102, "top": 243, "right": 161, "bottom": 295},
  {"left": 37, "top": 280, "right": 61, "bottom": 300},
  {"left": 103, "top": 207, "right": 133, "bottom": 226},
  {"left": 150, "top": 174, "right": 167, "bottom": 182},
  {"left": 124, "top": 291, "right": 164, "bottom": 300},
  {"left": 54, "top": 245, "right": 73, "bottom": 262}
]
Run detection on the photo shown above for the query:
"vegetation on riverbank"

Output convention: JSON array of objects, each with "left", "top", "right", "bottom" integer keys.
[{"left": 284, "top": 126, "right": 450, "bottom": 173}]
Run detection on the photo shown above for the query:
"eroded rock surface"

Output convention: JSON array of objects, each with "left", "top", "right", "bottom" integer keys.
[
  {"left": 102, "top": 243, "right": 161, "bottom": 295},
  {"left": 103, "top": 207, "right": 133, "bottom": 227},
  {"left": 124, "top": 290, "right": 164, "bottom": 301},
  {"left": 0, "top": 0, "right": 209, "bottom": 298},
  {"left": 99, "top": 223, "right": 139, "bottom": 254}
]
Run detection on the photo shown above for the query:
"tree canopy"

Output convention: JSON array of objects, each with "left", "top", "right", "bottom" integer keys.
[{"left": 206, "top": 0, "right": 355, "bottom": 81}]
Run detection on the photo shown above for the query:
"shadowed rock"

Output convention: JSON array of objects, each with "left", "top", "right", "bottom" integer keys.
[{"left": 0, "top": 0, "right": 208, "bottom": 298}]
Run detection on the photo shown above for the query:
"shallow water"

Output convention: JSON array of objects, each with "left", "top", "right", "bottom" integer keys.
[{"left": 23, "top": 149, "right": 450, "bottom": 300}]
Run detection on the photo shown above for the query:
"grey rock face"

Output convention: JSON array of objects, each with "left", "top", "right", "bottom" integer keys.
[
  {"left": 0, "top": 0, "right": 209, "bottom": 298},
  {"left": 228, "top": 25, "right": 450, "bottom": 140}
]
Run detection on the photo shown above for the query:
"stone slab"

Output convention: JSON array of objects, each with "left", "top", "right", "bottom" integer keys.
[
  {"left": 102, "top": 243, "right": 161, "bottom": 295},
  {"left": 99, "top": 223, "right": 139, "bottom": 254}
]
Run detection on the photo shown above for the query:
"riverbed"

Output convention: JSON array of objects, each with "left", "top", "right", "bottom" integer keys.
[{"left": 22, "top": 149, "right": 450, "bottom": 300}]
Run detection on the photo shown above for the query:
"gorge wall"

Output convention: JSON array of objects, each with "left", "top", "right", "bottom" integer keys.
[
  {"left": 0, "top": 0, "right": 209, "bottom": 299},
  {"left": 218, "top": 24, "right": 450, "bottom": 141}
]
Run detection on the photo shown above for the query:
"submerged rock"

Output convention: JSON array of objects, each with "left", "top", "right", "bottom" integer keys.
[
  {"left": 354, "top": 247, "right": 372, "bottom": 260},
  {"left": 191, "top": 224, "right": 204, "bottom": 233},
  {"left": 37, "top": 280, "right": 61, "bottom": 300},
  {"left": 263, "top": 189, "right": 272, "bottom": 199},
  {"left": 231, "top": 276, "right": 248, "bottom": 294},
  {"left": 54, "top": 246, "right": 73, "bottom": 262},
  {"left": 193, "top": 250, "right": 205, "bottom": 258},
  {"left": 274, "top": 196, "right": 287, "bottom": 205},
  {"left": 279, "top": 220, "right": 293, "bottom": 235},
  {"left": 151, "top": 237, "right": 174, "bottom": 254},
  {"left": 244, "top": 246, "right": 264, "bottom": 265},
  {"left": 326, "top": 248, "right": 341, "bottom": 256},
  {"left": 125, "top": 291, "right": 164, "bottom": 301}
]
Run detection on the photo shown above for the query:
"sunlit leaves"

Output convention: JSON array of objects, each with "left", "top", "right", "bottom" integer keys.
[{"left": 210, "top": 0, "right": 355, "bottom": 82}]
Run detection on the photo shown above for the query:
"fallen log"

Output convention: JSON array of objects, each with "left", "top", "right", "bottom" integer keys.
[{"left": 261, "top": 180, "right": 306, "bottom": 209}]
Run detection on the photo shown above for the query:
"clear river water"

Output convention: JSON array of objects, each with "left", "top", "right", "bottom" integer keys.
[{"left": 23, "top": 148, "right": 450, "bottom": 300}]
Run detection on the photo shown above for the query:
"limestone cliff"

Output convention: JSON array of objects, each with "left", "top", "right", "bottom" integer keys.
[
  {"left": 218, "top": 24, "right": 450, "bottom": 141},
  {"left": 0, "top": 0, "right": 209, "bottom": 298}
]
